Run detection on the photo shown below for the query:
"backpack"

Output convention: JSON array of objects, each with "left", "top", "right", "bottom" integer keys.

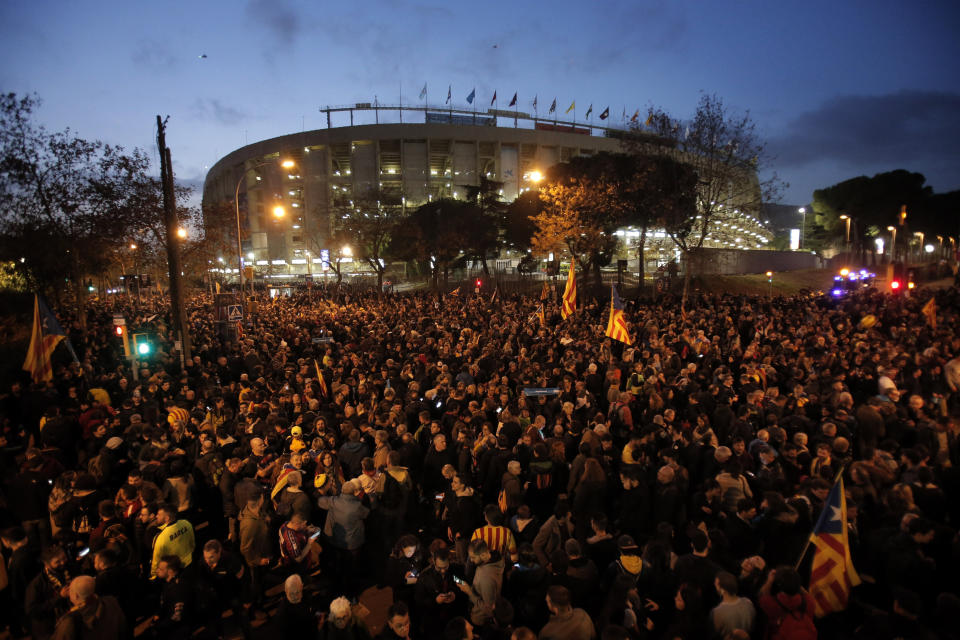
[
  {"left": 769, "top": 597, "right": 817, "bottom": 640},
  {"left": 380, "top": 470, "right": 405, "bottom": 511}
]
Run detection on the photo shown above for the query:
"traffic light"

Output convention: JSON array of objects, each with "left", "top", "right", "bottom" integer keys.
[
  {"left": 132, "top": 333, "right": 153, "bottom": 357},
  {"left": 114, "top": 323, "right": 131, "bottom": 357}
]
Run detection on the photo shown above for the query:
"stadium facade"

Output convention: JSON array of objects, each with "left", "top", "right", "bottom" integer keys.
[{"left": 202, "top": 105, "right": 772, "bottom": 277}]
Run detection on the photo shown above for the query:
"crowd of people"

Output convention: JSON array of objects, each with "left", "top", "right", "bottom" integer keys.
[{"left": 1, "top": 280, "right": 959, "bottom": 640}]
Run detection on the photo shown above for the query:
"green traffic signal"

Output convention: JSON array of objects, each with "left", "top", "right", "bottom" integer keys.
[{"left": 132, "top": 333, "right": 153, "bottom": 357}]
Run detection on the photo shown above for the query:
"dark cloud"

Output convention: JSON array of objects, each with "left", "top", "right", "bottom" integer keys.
[
  {"left": 132, "top": 39, "right": 179, "bottom": 70},
  {"left": 190, "top": 99, "right": 246, "bottom": 126},
  {"left": 245, "top": 0, "right": 300, "bottom": 46},
  {"left": 770, "top": 90, "right": 960, "bottom": 171}
]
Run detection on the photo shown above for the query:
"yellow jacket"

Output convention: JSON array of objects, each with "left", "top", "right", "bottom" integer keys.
[{"left": 150, "top": 519, "right": 195, "bottom": 577}]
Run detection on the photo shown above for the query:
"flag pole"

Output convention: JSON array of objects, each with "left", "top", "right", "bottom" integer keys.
[
  {"left": 793, "top": 465, "right": 846, "bottom": 571},
  {"left": 399, "top": 80, "right": 403, "bottom": 123}
]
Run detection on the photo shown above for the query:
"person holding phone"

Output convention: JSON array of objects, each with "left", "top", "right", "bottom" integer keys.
[
  {"left": 456, "top": 539, "right": 504, "bottom": 627},
  {"left": 414, "top": 547, "right": 461, "bottom": 637},
  {"left": 278, "top": 513, "right": 322, "bottom": 572}
]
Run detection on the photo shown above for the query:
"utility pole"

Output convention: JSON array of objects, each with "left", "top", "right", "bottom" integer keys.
[{"left": 156, "top": 116, "right": 192, "bottom": 363}]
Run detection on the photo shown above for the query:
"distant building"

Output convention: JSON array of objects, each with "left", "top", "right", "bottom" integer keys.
[{"left": 202, "top": 105, "right": 771, "bottom": 278}]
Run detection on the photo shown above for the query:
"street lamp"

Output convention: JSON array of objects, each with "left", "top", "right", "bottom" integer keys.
[
  {"left": 272, "top": 205, "right": 286, "bottom": 218},
  {"left": 887, "top": 226, "right": 896, "bottom": 262},
  {"left": 839, "top": 214, "right": 850, "bottom": 244},
  {"left": 528, "top": 170, "right": 544, "bottom": 183},
  {"left": 176, "top": 227, "right": 188, "bottom": 239},
  {"left": 234, "top": 158, "right": 295, "bottom": 307},
  {"left": 915, "top": 231, "right": 924, "bottom": 261},
  {"left": 798, "top": 207, "right": 806, "bottom": 249}
]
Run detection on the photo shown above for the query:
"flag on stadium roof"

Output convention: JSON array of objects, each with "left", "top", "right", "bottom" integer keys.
[
  {"left": 599, "top": 107, "right": 609, "bottom": 120},
  {"left": 565, "top": 101, "right": 575, "bottom": 114},
  {"left": 549, "top": 98, "right": 557, "bottom": 113},
  {"left": 509, "top": 93, "right": 517, "bottom": 107},
  {"left": 490, "top": 91, "right": 497, "bottom": 106},
  {"left": 585, "top": 104, "right": 593, "bottom": 118},
  {"left": 466, "top": 88, "right": 475, "bottom": 104},
  {"left": 419, "top": 83, "right": 427, "bottom": 99}
]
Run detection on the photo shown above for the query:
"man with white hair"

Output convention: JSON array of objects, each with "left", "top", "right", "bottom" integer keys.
[
  {"left": 273, "top": 574, "right": 316, "bottom": 635},
  {"left": 318, "top": 595, "right": 372, "bottom": 639},
  {"left": 51, "top": 575, "right": 126, "bottom": 640}
]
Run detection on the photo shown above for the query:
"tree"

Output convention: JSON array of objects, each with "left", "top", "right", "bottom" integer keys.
[
  {"left": 532, "top": 154, "right": 624, "bottom": 292},
  {"left": 393, "top": 198, "right": 471, "bottom": 289},
  {"left": 812, "top": 170, "right": 934, "bottom": 263},
  {"left": 0, "top": 93, "right": 155, "bottom": 311},
  {"left": 640, "top": 93, "right": 783, "bottom": 308},
  {"left": 332, "top": 188, "right": 403, "bottom": 293},
  {"left": 461, "top": 176, "right": 507, "bottom": 274},
  {"left": 504, "top": 191, "right": 540, "bottom": 252}
]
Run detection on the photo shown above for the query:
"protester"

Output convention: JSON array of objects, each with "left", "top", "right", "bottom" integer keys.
[{"left": 2, "top": 282, "right": 960, "bottom": 639}]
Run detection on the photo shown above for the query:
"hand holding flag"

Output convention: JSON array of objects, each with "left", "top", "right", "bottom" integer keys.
[
  {"left": 604, "top": 285, "right": 632, "bottom": 345},
  {"left": 561, "top": 259, "right": 577, "bottom": 319}
]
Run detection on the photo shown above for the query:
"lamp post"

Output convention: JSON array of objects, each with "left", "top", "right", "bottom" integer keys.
[
  {"left": 234, "top": 159, "right": 294, "bottom": 309},
  {"left": 915, "top": 231, "right": 924, "bottom": 262},
  {"left": 798, "top": 207, "right": 806, "bottom": 249},
  {"left": 887, "top": 226, "right": 897, "bottom": 263}
]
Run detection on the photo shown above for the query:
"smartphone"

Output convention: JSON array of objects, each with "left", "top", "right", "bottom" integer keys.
[
  {"left": 409, "top": 569, "right": 418, "bottom": 578},
  {"left": 48, "top": 479, "right": 54, "bottom": 485},
  {"left": 435, "top": 493, "right": 445, "bottom": 501},
  {"left": 435, "top": 401, "right": 442, "bottom": 408},
  {"left": 513, "top": 563, "right": 521, "bottom": 569},
  {"left": 496, "top": 407, "right": 502, "bottom": 414},
  {"left": 78, "top": 547, "right": 90, "bottom": 558},
  {"left": 452, "top": 575, "right": 465, "bottom": 585}
]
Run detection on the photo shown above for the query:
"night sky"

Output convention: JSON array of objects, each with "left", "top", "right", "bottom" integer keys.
[{"left": 2, "top": 0, "right": 958, "bottom": 206}]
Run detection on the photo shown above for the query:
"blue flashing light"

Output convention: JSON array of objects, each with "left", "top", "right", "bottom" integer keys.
[
  {"left": 834, "top": 276, "right": 842, "bottom": 281},
  {"left": 832, "top": 289, "right": 843, "bottom": 297}
]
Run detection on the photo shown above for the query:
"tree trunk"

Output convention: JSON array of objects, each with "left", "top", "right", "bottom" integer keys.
[
  {"left": 376, "top": 267, "right": 384, "bottom": 296},
  {"left": 681, "top": 251, "right": 692, "bottom": 313},
  {"left": 481, "top": 256, "right": 490, "bottom": 275}
]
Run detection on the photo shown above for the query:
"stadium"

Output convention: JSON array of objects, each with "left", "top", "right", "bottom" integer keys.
[{"left": 202, "top": 103, "right": 773, "bottom": 279}]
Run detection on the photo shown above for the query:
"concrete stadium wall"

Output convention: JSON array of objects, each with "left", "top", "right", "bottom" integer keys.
[{"left": 684, "top": 248, "right": 823, "bottom": 275}]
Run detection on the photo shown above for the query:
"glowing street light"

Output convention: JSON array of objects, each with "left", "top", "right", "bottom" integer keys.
[
  {"left": 129, "top": 243, "right": 137, "bottom": 250},
  {"left": 281, "top": 159, "right": 296, "bottom": 169},
  {"left": 342, "top": 246, "right": 353, "bottom": 257},
  {"left": 839, "top": 214, "right": 850, "bottom": 244},
  {"left": 528, "top": 170, "right": 544, "bottom": 183},
  {"left": 272, "top": 205, "right": 286, "bottom": 218},
  {"left": 176, "top": 227, "right": 188, "bottom": 239},
  {"left": 887, "top": 226, "right": 897, "bottom": 261}
]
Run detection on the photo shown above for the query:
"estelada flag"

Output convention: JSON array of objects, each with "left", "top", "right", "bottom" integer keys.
[
  {"left": 921, "top": 297, "right": 936, "bottom": 329},
  {"left": 561, "top": 259, "right": 577, "bottom": 319},
  {"left": 449, "top": 286, "right": 460, "bottom": 297},
  {"left": 536, "top": 304, "right": 546, "bottom": 328},
  {"left": 23, "top": 294, "right": 66, "bottom": 383},
  {"left": 314, "top": 359, "right": 328, "bottom": 398},
  {"left": 604, "top": 284, "right": 632, "bottom": 345},
  {"left": 540, "top": 281, "right": 551, "bottom": 301},
  {"left": 807, "top": 477, "right": 860, "bottom": 617}
]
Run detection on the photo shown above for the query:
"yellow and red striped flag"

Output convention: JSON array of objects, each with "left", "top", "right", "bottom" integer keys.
[
  {"left": 23, "top": 294, "right": 66, "bottom": 383},
  {"left": 536, "top": 303, "right": 546, "bottom": 328},
  {"left": 561, "top": 259, "right": 577, "bottom": 319},
  {"left": 540, "top": 280, "right": 550, "bottom": 301},
  {"left": 604, "top": 285, "right": 632, "bottom": 345},
  {"left": 921, "top": 297, "right": 936, "bottom": 329},
  {"left": 807, "top": 477, "right": 860, "bottom": 617},
  {"left": 314, "top": 359, "right": 328, "bottom": 398}
]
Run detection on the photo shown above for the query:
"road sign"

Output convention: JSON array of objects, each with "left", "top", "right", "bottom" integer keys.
[{"left": 226, "top": 305, "right": 242, "bottom": 322}]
